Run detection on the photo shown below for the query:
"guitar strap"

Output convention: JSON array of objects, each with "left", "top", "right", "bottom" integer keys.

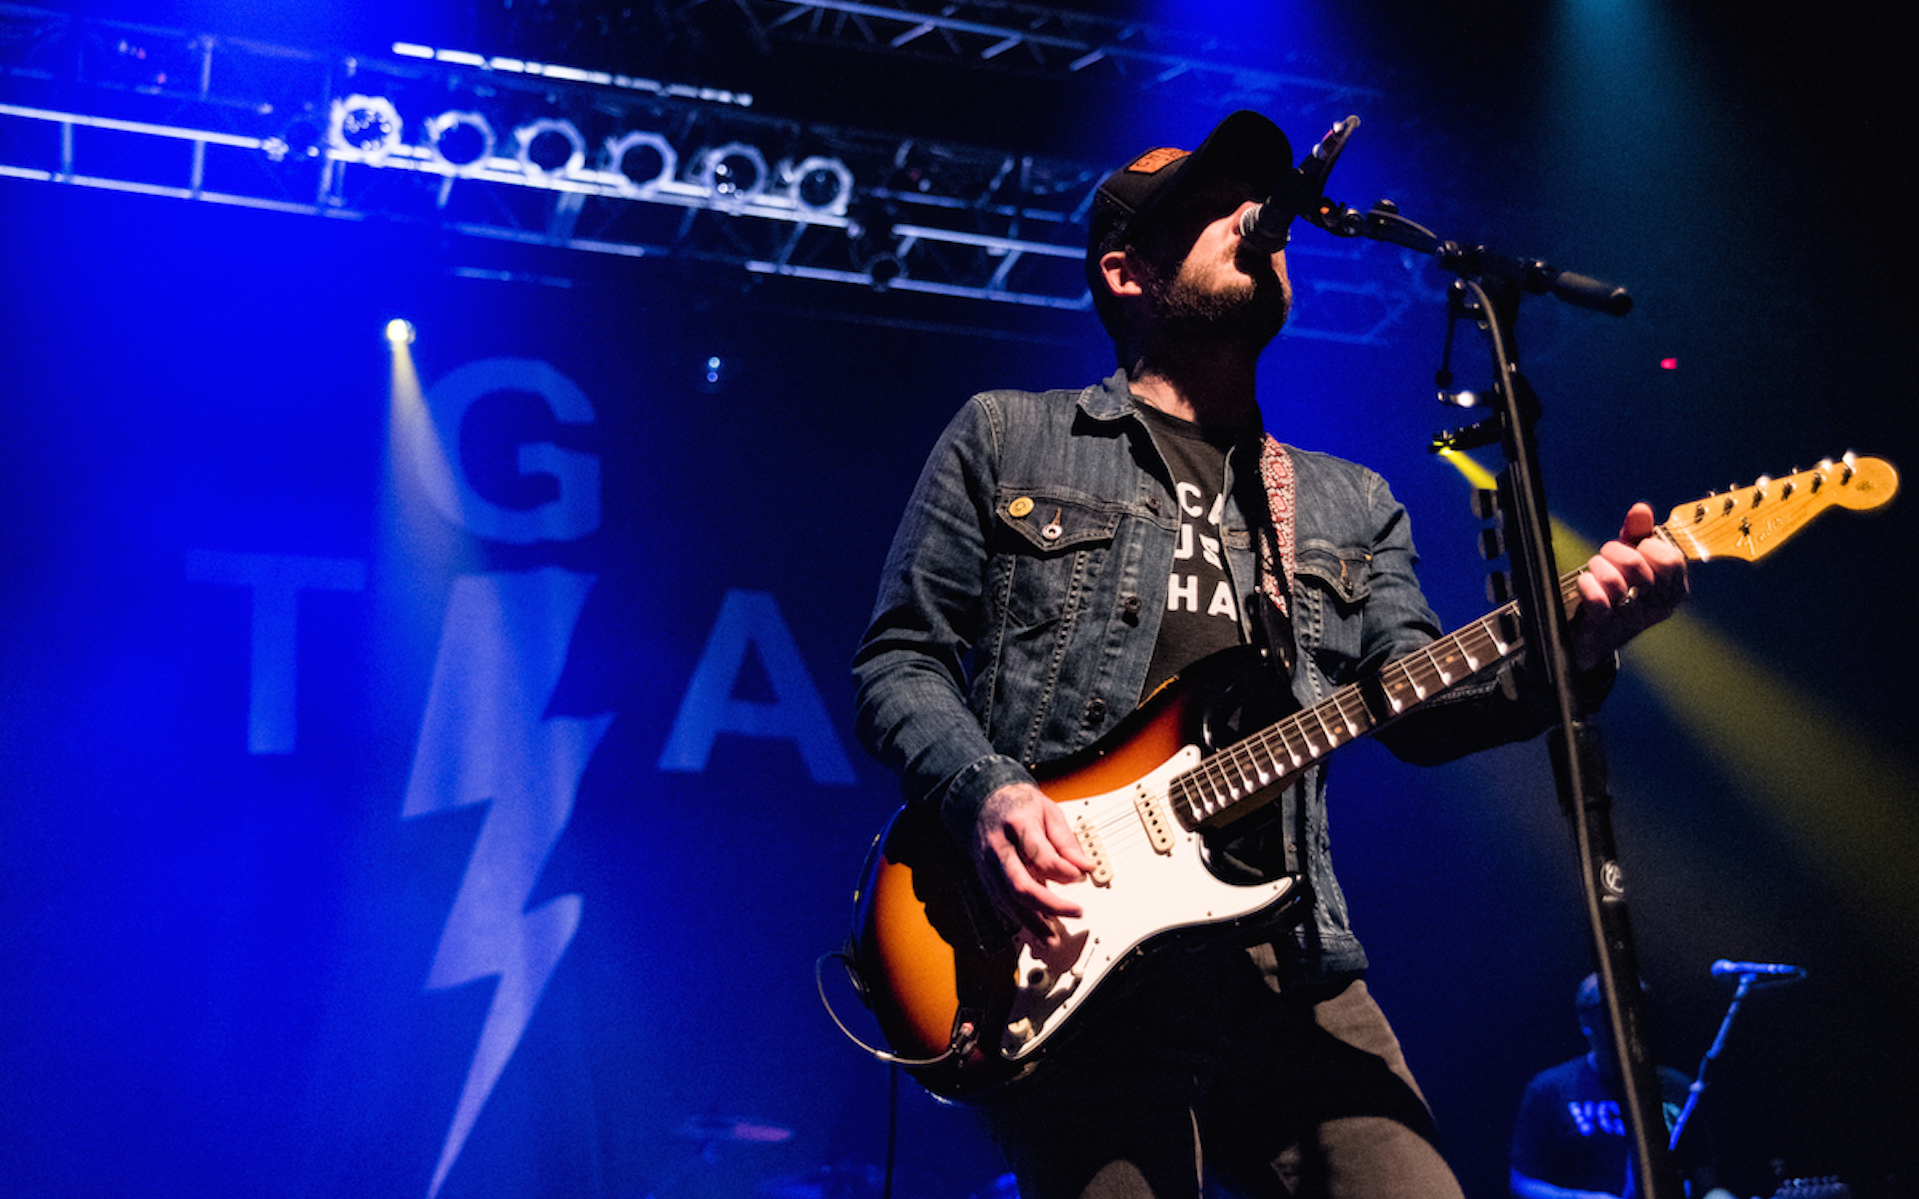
[
  {"left": 1252, "top": 435, "right": 1309, "bottom": 891},
  {"left": 1253, "top": 434, "right": 1299, "bottom": 683}
]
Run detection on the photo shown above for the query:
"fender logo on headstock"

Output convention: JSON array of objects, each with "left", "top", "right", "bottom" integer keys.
[{"left": 1672, "top": 455, "right": 1899, "bottom": 564}]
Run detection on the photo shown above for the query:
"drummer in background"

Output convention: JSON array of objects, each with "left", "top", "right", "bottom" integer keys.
[{"left": 1510, "top": 974, "right": 1733, "bottom": 1199}]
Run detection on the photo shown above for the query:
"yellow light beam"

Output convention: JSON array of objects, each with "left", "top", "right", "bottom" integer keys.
[
  {"left": 1435, "top": 451, "right": 1919, "bottom": 956},
  {"left": 1554, "top": 518, "right": 1919, "bottom": 959}
]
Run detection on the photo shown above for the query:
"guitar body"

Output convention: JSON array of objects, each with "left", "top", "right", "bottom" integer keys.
[{"left": 850, "top": 648, "right": 1310, "bottom": 1101}]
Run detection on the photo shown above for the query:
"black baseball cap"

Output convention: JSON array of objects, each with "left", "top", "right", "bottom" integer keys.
[{"left": 1084, "top": 110, "right": 1293, "bottom": 292}]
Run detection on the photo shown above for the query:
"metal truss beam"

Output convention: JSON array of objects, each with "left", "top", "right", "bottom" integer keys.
[
  {"left": 726, "top": 0, "right": 1385, "bottom": 112},
  {"left": 0, "top": 2, "right": 1418, "bottom": 342}
]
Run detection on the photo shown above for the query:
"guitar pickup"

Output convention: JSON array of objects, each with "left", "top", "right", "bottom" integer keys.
[
  {"left": 1073, "top": 815, "right": 1113, "bottom": 886},
  {"left": 1133, "top": 789, "right": 1176, "bottom": 854}
]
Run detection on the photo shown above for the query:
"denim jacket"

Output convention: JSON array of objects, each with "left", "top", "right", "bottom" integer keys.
[{"left": 853, "top": 371, "right": 1576, "bottom": 979}]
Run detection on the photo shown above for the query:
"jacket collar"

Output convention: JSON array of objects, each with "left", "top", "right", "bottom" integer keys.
[{"left": 1076, "top": 369, "right": 1139, "bottom": 423}]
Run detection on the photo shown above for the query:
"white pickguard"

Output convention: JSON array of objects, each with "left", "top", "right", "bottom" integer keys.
[{"left": 998, "top": 744, "right": 1299, "bottom": 1061}]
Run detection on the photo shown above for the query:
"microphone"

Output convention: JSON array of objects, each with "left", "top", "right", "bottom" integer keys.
[
  {"left": 1710, "top": 959, "right": 1807, "bottom": 980},
  {"left": 1238, "top": 115, "right": 1361, "bottom": 253}
]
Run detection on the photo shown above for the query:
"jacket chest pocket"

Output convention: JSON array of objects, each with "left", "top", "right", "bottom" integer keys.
[
  {"left": 1293, "top": 542, "right": 1373, "bottom": 679},
  {"left": 994, "top": 490, "right": 1124, "bottom": 634}
]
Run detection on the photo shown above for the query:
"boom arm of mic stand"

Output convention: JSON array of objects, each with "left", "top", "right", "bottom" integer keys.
[{"left": 1328, "top": 201, "right": 1635, "bottom": 317}]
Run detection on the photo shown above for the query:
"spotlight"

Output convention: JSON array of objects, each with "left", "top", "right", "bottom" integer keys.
[
  {"left": 385, "top": 318, "right": 416, "bottom": 345},
  {"left": 788, "top": 155, "right": 853, "bottom": 217},
  {"left": 329, "top": 94, "right": 403, "bottom": 161},
  {"left": 850, "top": 198, "right": 901, "bottom": 290},
  {"left": 866, "top": 251, "right": 903, "bottom": 292},
  {"left": 265, "top": 111, "right": 326, "bottom": 163},
  {"left": 424, "top": 110, "right": 496, "bottom": 175},
  {"left": 514, "top": 118, "right": 586, "bottom": 180},
  {"left": 696, "top": 142, "right": 768, "bottom": 208},
  {"left": 604, "top": 130, "right": 677, "bottom": 196}
]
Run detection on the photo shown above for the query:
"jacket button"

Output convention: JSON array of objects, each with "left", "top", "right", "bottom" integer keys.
[
  {"left": 1009, "top": 496, "right": 1034, "bottom": 518},
  {"left": 1121, "top": 593, "right": 1142, "bottom": 624},
  {"left": 1084, "top": 697, "right": 1107, "bottom": 727}
]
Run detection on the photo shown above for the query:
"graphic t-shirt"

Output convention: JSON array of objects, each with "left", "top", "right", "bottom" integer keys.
[
  {"left": 1136, "top": 402, "right": 1254, "bottom": 698},
  {"left": 1510, "top": 1054, "right": 1691, "bottom": 1195}
]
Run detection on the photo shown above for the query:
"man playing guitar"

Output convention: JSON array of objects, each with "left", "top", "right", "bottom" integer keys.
[{"left": 851, "top": 110, "right": 1688, "bottom": 1199}]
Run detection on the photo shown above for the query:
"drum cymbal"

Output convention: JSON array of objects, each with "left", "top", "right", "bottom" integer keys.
[
  {"left": 673, "top": 1116, "right": 793, "bottom": 1145},
  {"left": 758, "top": 1163, "right": 882, "bottom": 1199}
]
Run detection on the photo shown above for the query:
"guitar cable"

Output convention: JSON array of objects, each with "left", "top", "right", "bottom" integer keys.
[
  {"left": 814, "top": 947, "right": 966, "bottom": 1068},
  {"left": 813, "top": 948, "right": 911, "bottom": 1199}
]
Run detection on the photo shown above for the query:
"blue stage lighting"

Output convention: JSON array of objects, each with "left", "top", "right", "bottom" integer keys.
[{"left": 330, "top": 94, "right": 403, "bottom": 161}]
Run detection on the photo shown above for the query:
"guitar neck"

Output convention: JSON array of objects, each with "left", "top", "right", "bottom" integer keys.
[
  {"left": 1168, "top": 570, "right": 1580, "bottom": 829},
  {"left": 1165, "top": 453, "right": 1898, "bottom": 830}
]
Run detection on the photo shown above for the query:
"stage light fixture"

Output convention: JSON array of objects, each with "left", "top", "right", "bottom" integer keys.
[
  {"left": 696, "top": 142, "right": 768, "bottom": 208},
  {"left": 424, "top": 111, "right": 496, "bottom": 175},
  {"left": 385, "top": 318, "right": 416, "bottom": 345},
  {"left": 788, "top": 155, "right": 853, "bottom": 217},
  {"left": 849, "top": 199, "right": 902, "bottom": 290},
  {"left": 604, "top": 130, "right": 677, "bottom": 196},
  {"left": 866, "top": 251, "right": 904, "bottom": 291},
  {"left": 265, "top": 113, "right": 326, "bottom": 163},
  {"left": 329, "top": 94, "right": 403, "bottom": 161},
  {"left": 514, "top": 118, "right": 586, "bottom": 180}
]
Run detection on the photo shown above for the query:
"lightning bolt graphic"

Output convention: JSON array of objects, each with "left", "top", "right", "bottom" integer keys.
[{"left": 403, "top": 568, "right": 613, "bottom": 1198}]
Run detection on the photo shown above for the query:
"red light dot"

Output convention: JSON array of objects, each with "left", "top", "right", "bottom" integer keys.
[{"left": 1660, "top": 358, "right": 1679, "bottom": 370}]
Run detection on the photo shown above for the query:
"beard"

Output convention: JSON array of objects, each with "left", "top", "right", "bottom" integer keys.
[{"left": 1137, "top": 245, "right": 1293, "bottom": 351}]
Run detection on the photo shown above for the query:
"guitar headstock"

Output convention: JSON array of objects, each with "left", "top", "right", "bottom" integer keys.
[{"left": 1663, "top": 454, "right": 1899, "bottom": 563}]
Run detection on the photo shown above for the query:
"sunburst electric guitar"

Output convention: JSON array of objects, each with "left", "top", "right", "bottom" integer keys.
[{"left": 842, "top": 456, "right": 1897, "bottom": 1101}]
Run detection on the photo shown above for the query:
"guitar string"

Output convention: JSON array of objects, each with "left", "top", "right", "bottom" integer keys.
[
  {"left": 1170, "top": 589, "right": 1542, "bottom": 826},
  {"left": 1073, "top": 483, "right": 1864, "bottom": 896},
  {"left": 1088, "top": 489, "right": 1815, "bottom": 842},
  {"left": 1080, "top": 533, "right": 1701, "bottom": 867}
]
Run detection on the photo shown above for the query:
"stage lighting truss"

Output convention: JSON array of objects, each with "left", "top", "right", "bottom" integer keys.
[
  {"left": 711, "top": 0, "right": 1385, "bottom": 115},
  {"left": 0, "top": 2, "right": 1418, "bottom": 341}
]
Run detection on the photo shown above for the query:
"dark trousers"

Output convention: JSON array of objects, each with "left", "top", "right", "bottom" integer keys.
[{"left": 979, "top": 952, "right": 1466, "bottom": 1199}]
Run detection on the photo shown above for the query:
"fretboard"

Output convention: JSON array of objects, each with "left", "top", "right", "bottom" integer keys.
[{"left": 1168, "top": 570, "right": 1587, "bottom": 829}]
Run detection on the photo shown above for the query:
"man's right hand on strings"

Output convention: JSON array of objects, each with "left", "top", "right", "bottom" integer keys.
[{"left": 970, "top": 781, "right": 1096, "bottom": 943}]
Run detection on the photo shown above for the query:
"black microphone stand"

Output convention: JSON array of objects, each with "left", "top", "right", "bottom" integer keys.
[
  {"left": 1313, "top": 194, "right": 1680, "bottom": 1199},
  {"left": 1669, "top": 972, "right": 1755, "bottom": 1159}
]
